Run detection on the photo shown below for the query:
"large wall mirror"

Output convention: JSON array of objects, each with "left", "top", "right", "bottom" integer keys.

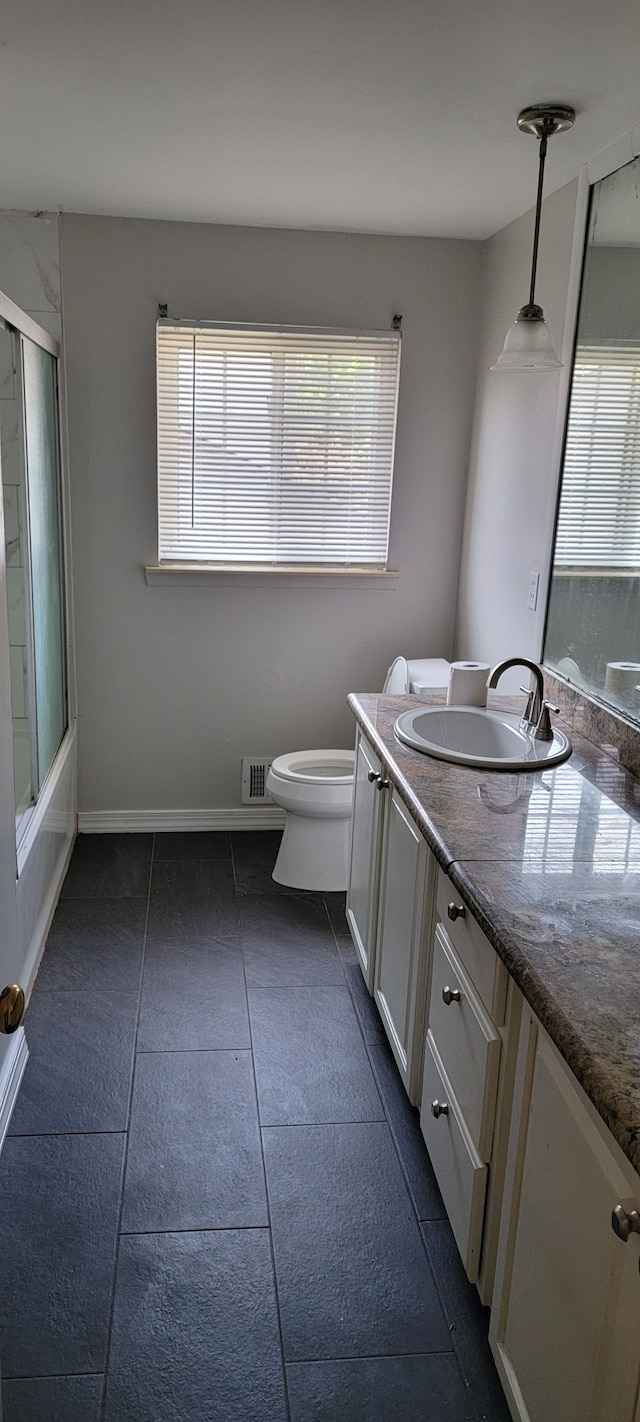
[{"left": 544, "top": 153, "right": 640, "bottom": 722}]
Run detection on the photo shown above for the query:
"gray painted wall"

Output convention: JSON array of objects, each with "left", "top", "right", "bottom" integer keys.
[
  {"left": 60, "top": 215, "right": 483, "bottom": 814},
  {"left": 454, "top": 179, "right": 581, "bottom": 680}
]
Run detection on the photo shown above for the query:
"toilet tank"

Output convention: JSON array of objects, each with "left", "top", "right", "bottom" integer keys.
[{"left": 383, "top": 657, "right": 450, "bottom": 694}]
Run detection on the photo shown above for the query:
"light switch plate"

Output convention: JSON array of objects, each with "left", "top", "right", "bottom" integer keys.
[{"left": 527, "top": 571, "right": 540, "bottom": 611}]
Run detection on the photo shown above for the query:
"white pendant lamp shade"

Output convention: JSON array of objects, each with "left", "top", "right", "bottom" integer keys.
[
  {"left": 491, "top": 304, "right": 563, "bottom": 372},
  {"left": 492, "top": 104, "right": 575, "bottom": 373}
]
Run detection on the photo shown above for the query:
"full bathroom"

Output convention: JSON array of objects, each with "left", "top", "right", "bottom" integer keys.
[{"left": 2, "top": 7, "right": 640, "bottom": 1420}]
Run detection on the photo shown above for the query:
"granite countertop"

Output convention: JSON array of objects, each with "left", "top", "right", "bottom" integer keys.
[{"left": 348, "top": 689, "right": 640, "bottom": 1176}]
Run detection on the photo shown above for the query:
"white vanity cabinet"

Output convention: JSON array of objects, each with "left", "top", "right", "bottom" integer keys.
[
  {"left": 346, "top": 729, "right": 435, "bottom": 1097},
  {"left": 346, "top": 710, "right": 640, "bottom": 1422},
  {"left": 420, "top": 868, "right": 518, "bottom": 1296},
  {"left": 346, "top": 732, "right": 387, "bottom": 992},
  {"left": 491, "top": 1007, "right": 640, "bottom": 1422},
  {"left": 373, "top": 787, "right": 435, "bottom": 1103}
]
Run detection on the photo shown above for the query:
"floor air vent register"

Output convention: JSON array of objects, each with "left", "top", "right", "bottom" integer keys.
[{"left": 241, "top": 758, "right": 273, "bottom": 804}]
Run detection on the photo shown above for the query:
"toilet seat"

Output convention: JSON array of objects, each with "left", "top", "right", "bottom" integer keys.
[{"left": 270, "top": 749, "right": 355, "bottom": 784}]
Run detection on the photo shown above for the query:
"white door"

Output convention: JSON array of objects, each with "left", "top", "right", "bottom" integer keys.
[
  {"left": 492, "top": 1015, "right": 640, "bottom": 1422},
  {"left": 346, "top": 733, "right": 385, "bottom": 991},
  {"left": 373, "top": 789, "right": 434, "bottom": 1103}
]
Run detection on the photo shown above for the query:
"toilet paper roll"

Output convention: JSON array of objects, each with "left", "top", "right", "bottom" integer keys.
[
  {"left": 604, "top": 662, "right": 640, "bottom": 702},
  {"left": 447, "top": 661, "right": 490, "bottom": 707}
]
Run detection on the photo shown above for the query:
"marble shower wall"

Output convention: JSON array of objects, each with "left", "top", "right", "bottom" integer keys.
[{"left": 0, "top": 209, "right": 61, "bottom": 340}]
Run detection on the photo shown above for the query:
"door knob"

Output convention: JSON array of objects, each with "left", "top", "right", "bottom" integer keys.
[
  {"left": 0, "top": 984, "right": 25, "bottom": 1034},
  {"left": 447, "top": 902, "right": 466, "bottom": 922},
  {"left": 442, "top": 986, "right": 461, "bottom": 1005},
  {"left": 431, "top": 1100, "right": 449, "bottom": 1119},
  {"left": 377, "top": 779, "right": 389, "bottom": 792},
  {"left": 367, "top": 770, "right": 380, "bottom": 783}
]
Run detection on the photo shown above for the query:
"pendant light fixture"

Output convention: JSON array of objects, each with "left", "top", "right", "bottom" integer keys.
[{"left": 491, "top": 104, "right": 575, "bottom": 371}]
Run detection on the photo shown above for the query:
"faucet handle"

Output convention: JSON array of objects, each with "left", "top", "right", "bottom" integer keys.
[
  {"left": 519, "top": 684, "right": 536, "bottom": 726},
  {"left": 534, "top": 701, "right": 559, "bottom": 742}
]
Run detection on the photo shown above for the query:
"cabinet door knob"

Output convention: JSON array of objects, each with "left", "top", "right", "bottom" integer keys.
[
  {"left": 442, "top": 986, "right": 461, "bottom": 1005},
  {"left": 367, "top": 770, "right": 380, "bottom": 783},
  {"left": 612, "top": 1204, "right": 640, "bottom": 1242},
  {"left": 447, "top": 901, "right": 466, "bottom": 922},
  {"left": 431, "top": 1100, "right": 449, "bottom": 1119},
  {"left": 377, "top": 779, "right": 389, "bottom": 792}
]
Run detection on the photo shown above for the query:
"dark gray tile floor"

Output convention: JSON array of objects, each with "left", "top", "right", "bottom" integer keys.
[{"left": 0, "top": 830, "right": 511, "bottom": 1422}]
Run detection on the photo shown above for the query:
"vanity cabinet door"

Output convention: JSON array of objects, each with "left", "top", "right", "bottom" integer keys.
[
  {"left": 346, "top": 733, "right": 386, "bottom": 992},
  {"left": 373, "top": 788, "right": 434, "bottom": 1103},
  {"left": 428, "top": 924, "right": 502, "bottom": 1161},
  {"left": 491, "top": 1010, "right": 640, "bottom": 1422}
]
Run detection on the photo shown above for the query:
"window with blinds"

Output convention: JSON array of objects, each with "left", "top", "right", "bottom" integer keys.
[
  {"left": 555, "top": 344, "right": 640, "bottom": 568},
  {"left": 156, "top": 321, "right": 401, "bottom": 566}
]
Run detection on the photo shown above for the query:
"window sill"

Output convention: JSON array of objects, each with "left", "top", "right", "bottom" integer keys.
[
  {"left": 144, "top": 563, "right": 400, "bottom": 590},
  {"left": 553, "top": 567, "right": 640, "bottom": 579}
]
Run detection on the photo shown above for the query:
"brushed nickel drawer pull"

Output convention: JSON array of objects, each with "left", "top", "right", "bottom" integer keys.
[
  {"left": 377, "top": 778, "right": 389, "bottom": 791},
  {"left": 447, "top": 901, "right": 466, "bottom": 922},
  {"left": 367, "top": 770, "right": 380, "bottom": 783},
  {"left": 431, "top": 1100, "right": 449, "bottom": 1119},
  {"left": 612, "top": 1204, "right": 640, "bottom": 1242},
  {"left": 442, "top": 985, "right": 461, "bottom": 1005}
]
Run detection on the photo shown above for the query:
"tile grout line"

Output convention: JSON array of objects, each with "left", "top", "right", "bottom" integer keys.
[
  {"left": 232, "top": 833, "right": 294, "bottom": 1422},
  {"left": 416, "top": 1220, "right": 490, "bottom": 1422},
  {"left": 117, "top": 1223, "right": 273, "bottom": 1238},
  {"left": 286, "top": 1347, "right": 459, "bottom": 1366},
  {"left": 98, "top": 832, "right": 156, "bottom": 1422}
]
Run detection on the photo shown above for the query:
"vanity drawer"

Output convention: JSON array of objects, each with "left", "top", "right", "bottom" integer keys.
[
  {"left": 429, "top": 923, "right": 502, "bottom": 1161},
  {"left": 420, "top": 1030, "right": 488, "bottom": 1283},
  {"left": 436, "top": 868, "right": 507, "bottom": 1021}
]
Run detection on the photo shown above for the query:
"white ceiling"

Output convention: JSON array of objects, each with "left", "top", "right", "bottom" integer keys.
[{"left": 2, "top": 0, "right": 640, "bottom": 240}]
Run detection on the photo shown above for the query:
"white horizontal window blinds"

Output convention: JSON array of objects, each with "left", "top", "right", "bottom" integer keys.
[
  {"left": 156, "top": 321, "right": 401, "bottom": 565},
  {"left": 555, "top": 345, "right": 640, "bottom": 568}
]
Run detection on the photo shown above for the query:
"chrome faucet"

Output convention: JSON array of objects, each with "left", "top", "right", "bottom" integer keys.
[{"left": 486, "top": 658, "right": 556, "bottom": 741}]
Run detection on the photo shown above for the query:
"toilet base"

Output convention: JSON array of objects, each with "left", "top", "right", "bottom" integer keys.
[{"left": 272, "top": 809, "right": 352, "bottom": 891}]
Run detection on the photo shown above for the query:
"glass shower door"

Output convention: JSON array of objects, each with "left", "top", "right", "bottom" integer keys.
[
  {"left": 0, "top": 324, "right": 67, "bottom": 832},
  {"left": 22, "top": 336, "right": 67, "bottom": 792}
]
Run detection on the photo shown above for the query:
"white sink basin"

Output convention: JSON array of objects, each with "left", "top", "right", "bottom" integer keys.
[{"left": 394, "top": 705, "right": 572, "bottom": 771}]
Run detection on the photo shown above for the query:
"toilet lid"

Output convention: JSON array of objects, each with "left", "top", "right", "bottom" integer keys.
[
  {"left": 383, "top": 657, "right": 410, "bottom": 693},
  {"left": 270, "top": 749, "right": 355, "bottom": 784}
]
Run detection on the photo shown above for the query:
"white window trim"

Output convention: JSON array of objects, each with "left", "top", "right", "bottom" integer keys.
[
  {"left": 143, "top": 562, "right": 400, "bottom": 588},
  {"left": 154, "top": 319, "right": 401, "bottom": 576}
]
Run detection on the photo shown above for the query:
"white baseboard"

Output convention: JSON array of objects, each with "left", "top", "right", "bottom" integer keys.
[
  {"left": 77, "top": 807, "right": 287, "bottom": 833},
  {"left": 0, "top": 1030, "right": 28, "bottom": 1156}
]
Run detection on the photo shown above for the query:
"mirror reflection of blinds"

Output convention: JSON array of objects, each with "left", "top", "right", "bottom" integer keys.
[
  {"left": 555, "top": 344, "right": 640, "bottom": 568},
  {"left": 523, "top": 771, "right": 640, "bottom": 874},
  {"left": 156, "top": 321, "right": 401, "bottom": 565}
]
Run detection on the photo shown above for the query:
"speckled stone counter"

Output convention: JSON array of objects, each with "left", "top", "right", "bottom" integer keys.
[{"left": 348, "top": 690, "right": 640, "bottom": 1174}]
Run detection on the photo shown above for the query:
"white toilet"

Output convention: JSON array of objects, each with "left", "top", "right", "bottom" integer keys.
[{"left": 266, "top": 657, "right": 450, "bottom": 891}]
